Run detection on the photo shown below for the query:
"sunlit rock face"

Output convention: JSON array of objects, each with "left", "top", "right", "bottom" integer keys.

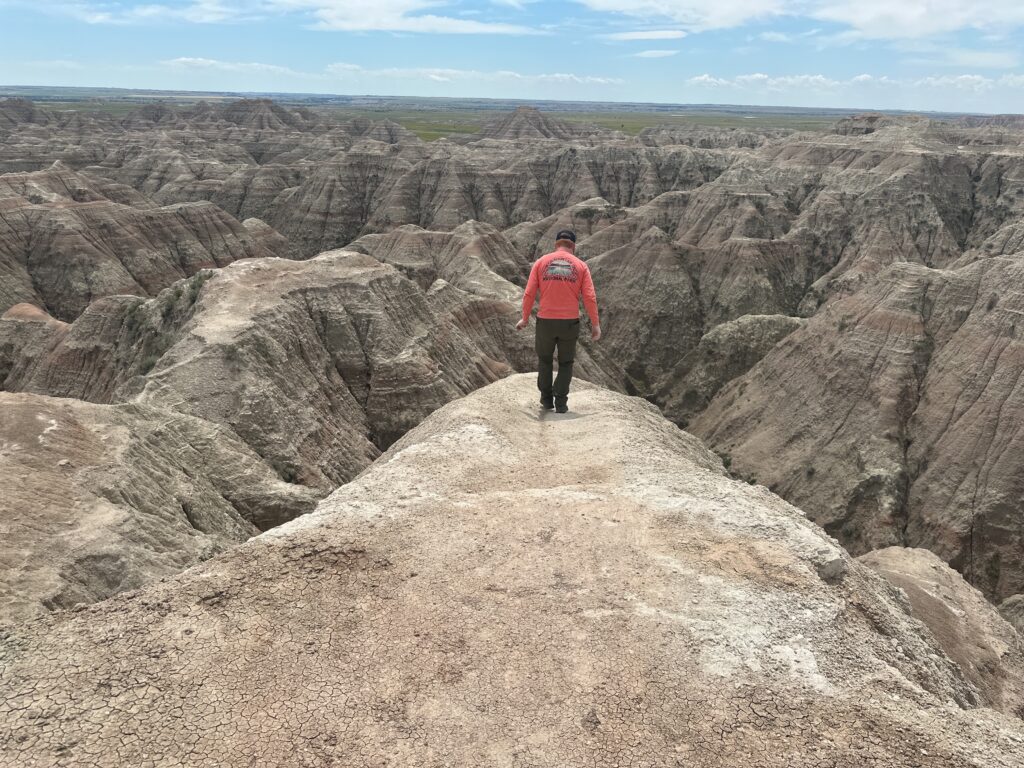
[
  {"left": 693, "top": 258, "right": 1024, "bottom": 602},
  {"left": 1, "top": 376, "right": 1022, "bottom": 766}
]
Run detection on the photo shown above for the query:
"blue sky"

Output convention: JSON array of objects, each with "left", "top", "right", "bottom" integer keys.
[{"left": 2, "top": 1, "right": 1024, "bottom": 112}]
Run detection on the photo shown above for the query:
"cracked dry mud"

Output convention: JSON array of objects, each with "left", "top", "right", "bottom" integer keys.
[{"left": 2, "top": 376, "right": 1023, "bottom": 767}]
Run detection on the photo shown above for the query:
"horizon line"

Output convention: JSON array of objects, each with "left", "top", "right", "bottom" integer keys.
[{"left": 2, "top": 84, "right": 1016, "bottom": 119}]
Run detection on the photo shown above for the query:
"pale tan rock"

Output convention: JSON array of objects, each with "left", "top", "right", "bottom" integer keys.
[
  {"left": 1, "top": 376, "right": 1021, "bottom": 766},
  {"left": 860, "top": 547, "right": 1024, "bottom": 717},
  {"left": 0, "top": 391, "right": 319, "bottom": 625},
  {"left": 0, "top": 168, "right": 292, "bottom": 319},
  {"left": 0, "top": 251, "right": 620, "bottom": 491}
]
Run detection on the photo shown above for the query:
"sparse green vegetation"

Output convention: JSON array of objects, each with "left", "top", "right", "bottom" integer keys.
[{"left": 185, "top": 271, "right": 212, "bottom": 306}]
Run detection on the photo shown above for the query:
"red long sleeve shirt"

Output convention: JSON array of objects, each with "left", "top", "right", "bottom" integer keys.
[{"left": 521, "top": 248, "right": 600, "bottom": 326}]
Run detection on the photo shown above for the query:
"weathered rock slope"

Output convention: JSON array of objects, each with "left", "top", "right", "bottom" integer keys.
[
  {"left": 0, "top": 164, "right": 291, "bottom": 319},
  {"left": 692, "top": 258, "right": 1024, "bottom": 602},
  {"left": 0, "top": 391, "right": 318, "bottom": 626},
  {"left": 860, "top": 547, "right": 1024, "bottom": 718},
  {"left": 2, "top": 376, "right": 1022, "bottom": 766}
]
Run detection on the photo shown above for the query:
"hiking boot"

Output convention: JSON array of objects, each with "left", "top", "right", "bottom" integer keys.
[
  {"left": 555, "top": 397, "right": 568, "bottom": 414},
  {"left": 540, "top": 394, "right": 554, "bottom": 410}
]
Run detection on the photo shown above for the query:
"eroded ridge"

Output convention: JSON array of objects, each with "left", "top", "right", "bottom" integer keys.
[{"left": 1, "top": 375, "right": 1021, "bottom": 767}]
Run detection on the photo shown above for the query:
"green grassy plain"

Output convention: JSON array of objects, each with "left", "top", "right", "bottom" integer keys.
[
  {"left": 323, "top": 108, "right": 836, "bottom": 140},
  {"left": 5, "top": 85, "right": 841, "bottom": 140}
]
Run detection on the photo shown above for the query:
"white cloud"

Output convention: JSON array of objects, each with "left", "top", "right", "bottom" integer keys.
[
  {"left": 850, "top": 73, "right": 899, "bottom": 85},
  {"left": 27, "top": 0, "right": 541, "bottom": 33},
  {"left": 914, "top": 74, "right": 997, "bottom": 92},
  {"left": 576, "top": 0, "right": 783, "bottom": 31},
  {"left": 26, "top": 0, "right": 1024, "bottom": 42},
  {"left": 603, "top": 29, "right": 687, "bottom": 39},
  {"left": 810, "top": 0, "right": 1024, "bottom": 40},
  {"left": 328, "top": 62, "right": 622, "bottom": 84},
  {"left": 729, "top": 72, "right": 840, "bottom": 90},
  {"left": 36, "top": 0, "right": 258, "bottom": 24},
  {"left": 631, "top": 49, "right": 678, "bottom": 58},
  {"left": 492, "top": 69, "right": 623, "bottom": 84},
  {"left": 685, "top": 70, "right": 1024, "bottom": 96},
  {"left": 253, "top": 0, "right": 539, "bottom": 33},
  {"left": 923, "top": 48, "right": 1019, "bottom": 69},
  {"left": 164, "top": 57, "right": 305, "bottom": 76},
  {"left": 164, "top": 57, "right": 621, "bottom": 85},
  {"left": 687, "top": 74, "right": 733, "bottom": 87},
  {"left": 578, "top": 1, "right": 1024, "bottom": 40}
]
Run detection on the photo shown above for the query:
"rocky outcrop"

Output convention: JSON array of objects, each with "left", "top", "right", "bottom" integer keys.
[
  {"left": 505, "top": 197, "right": 629, "bottom": 262},
  {"left": 1, "top": 376, "right": 1021, "bottom": 766},
  {"left": 585, "top": 226, "right": 703, "bottom": 390},
  {"left": 199, "top": 99, "right": 322, "bottom": 132},
  {"left": 0, "top": 391, "right": 319, "bottom": 626},
  {"left": 8, "top": 99, "right": 1024, "bottom": 622},
  {"left": 0, "top": 161, "right": 149, "bottom": 207},
  {"left": 0, "top": 98, "right": 51, "bottom": 130},
  {"left": 0, "top": 261, "right": 505, "bottom": 620},
  {"left": 860, "top": 547, "right": 1024, "bottom": 718},
  {"left": 638, "top": 124, "right": 792, "bottom": 149},
  {"left": 832, "top": 113, "right": 930, "bottom": 136},
  {"left": 692, "top": 258, "right": 1024, "bottom": 602}
]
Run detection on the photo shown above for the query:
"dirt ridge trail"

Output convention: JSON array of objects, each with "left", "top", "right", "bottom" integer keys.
[{"left": 2, "top": 375, "right": 1022, "bottom": 766}]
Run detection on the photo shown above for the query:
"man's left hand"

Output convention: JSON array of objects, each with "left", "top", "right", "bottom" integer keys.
[{"left": 516, "top": 318, "right": 529, "bottom": 331}]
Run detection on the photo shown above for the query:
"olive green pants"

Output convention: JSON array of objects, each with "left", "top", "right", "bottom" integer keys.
[{"left": 535, "top": 317, "right": 580, "bottom": 400}]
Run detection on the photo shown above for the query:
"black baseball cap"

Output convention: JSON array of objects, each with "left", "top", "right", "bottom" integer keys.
[{"left": 554, "top": 229, "right": 576, "bottom": 243}]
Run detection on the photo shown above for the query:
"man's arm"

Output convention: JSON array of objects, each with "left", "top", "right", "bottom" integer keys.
[
  {"left": 580, "top": 264, "right": 601, "bottom": 340},
  {"left": 518, "top": 261, "right": 541, "bottom": 329}
]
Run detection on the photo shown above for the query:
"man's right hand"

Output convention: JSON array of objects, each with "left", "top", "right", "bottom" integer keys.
[
  {"left": 516, "top": 318, "right": 529, "bottom": 331},
  {"left": 591, "top": 324, "right": 602, "bottom": 341}
]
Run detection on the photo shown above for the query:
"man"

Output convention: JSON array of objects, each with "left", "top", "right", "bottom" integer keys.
[{"left": 516, "top": 229, "right": 601, "bottom": 414}]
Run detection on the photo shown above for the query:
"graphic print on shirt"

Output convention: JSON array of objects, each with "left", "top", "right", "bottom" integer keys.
[{"left": 543, "top": 258, "right": 578, "bottom": 283}]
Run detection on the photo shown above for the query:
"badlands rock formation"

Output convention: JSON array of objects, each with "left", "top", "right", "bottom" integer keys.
[
  {"left": 475, "top": 105, "right": 602, "bottom": 141},
  {"left": 0, "top": 245, "right": 618, "bottom": 618},
  {"left": 655, "top": 314, "right": 806, "bottom": 426},
  {"left": 1004, "top": 597, "right": 1024, "bottom": 634},
  {"left": 692, "top": 257, "right": 1024, "bottom": 602},
  {"left": 0, "top": 390, "right": 318, "bottom": 625},
  {"left": 0, "top": 163, "right": 291, "bottom": 319},
  {"left": 860, "top": 547, "right": 1024, "bottom": 718},
  {"left": 2, "top": 376, "right": 1023, "bottom": 767},
  {"left": 1, "top": 251, "right": 614, "bottom": 489},
  {"left": 4, "top": 97, "right": 1024, "bottom": 619}
]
